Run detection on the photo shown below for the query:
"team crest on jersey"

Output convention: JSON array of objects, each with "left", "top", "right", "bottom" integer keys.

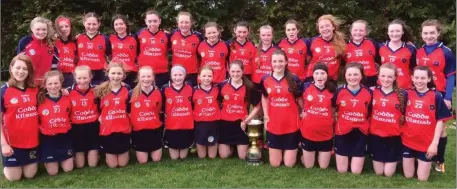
[
  {"left": 29, "top": 150, "right": 37, "bottom": 160},
  {"left": 142, "top": 38, "right": 147, "bottom": 43},
  {"left": 192, "top": 43, "right": 196, "bottom": 47},
  {"left": 341, "top": 100, "right": 346, "bottom": 107},
  {"left": 315, "top": 47, "right": 321, "bottom": 53},
  {"left": 346, "top": 53, "right": 352, "bottom": 58},
  {"left": 298, "top": 50, "right": 303, "bottom": 54},
  {"left": 307, "top": 95, "right": 313, "bottom": 101},
  {"left": 224, "top": 95, "right": 230, "bottom": 100},
  {"left": 104, "top": 100, "right": 109, "bottom": 106},
  {"left": 135, "top": 102, "right": 141, "bottom": 108},
  {"left": 67, "top": 149, "right": 73, "bottom": 156},
  {"left": 407, "top": 100, "right": 411, "bottom": 106},
  {"left": 433, "top": 61, "right": 440, "bottom": 66},
  {"left": 78, "top": 43, "right": 84, "bottom": 48},
  {"left": 200, "top": 52, "right": 205, "bottom": 57},
  {"left": 368, "top": 50, "right": 373, "bottom": 55},
  {"left": 42, "top": 109, "right": 50, "bottom": 116},
  {"left": 72, "top": 100, "right": 76, "bottom": 106},
  {"left": 430, "top": 105, "right": 435, "bottom": 110},
  {"left": 402, "top": 58, "right": 407, "bottom": 63},
  {"left": 208, "top": 136, "right": 214, "bottom": 143},
  {"left": 267, "top": 88, "right": 272, "bottom": 94},
  {"left": 98, "top": 45, "right": 103, "bottom": 50},
  {"left": 167, "top": 98, "right": 173, "bottom": 104},
  {"left": 172, "top": 40, "right": 177, "bottom": 45},
  {"left": 219, "top": 53, "right": 224, "bottom": 57},
  {"left": 29, "top": 49, "right": 36, "bottom": 55},
  {"left": 10, "top": 98, "right": 18, "bottom": 104},
  {"left": 395, "top": 104, "right": 400, "bottom": 109},
  {"left": 197, "top": 99, "right": 203, "bottom": 105},
  {"left": 161, "top": 39, "right": 164, "bottom": 43},
  {"left": 130, "top": 45, "right": 134, "bottom": 49}
]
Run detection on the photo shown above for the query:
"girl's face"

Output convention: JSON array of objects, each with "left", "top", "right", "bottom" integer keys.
[
  {"left": 313, "top": 69, "right": 328, "bottom": 87},
  {"left": 234, "top": 26, "right": 249, "bottom": 41},
  {"left": 412, "top": 70, "right": 431, "bottom": 91},
  {"left": 318, "top": 19, "right": 334, "bottom": 39},
  {"left": 139, "top": 69, "right": 154, "bottom": 88},
  {"left": 114, "top": 19, "right": 127, "bottom": 35},
  {"left": 388, "top": 23, "right": 404, "bottom": 42},
  {"left": 199, "top": 69, "right": 213, "bottom": 86},
  {"left": 345, "top": 67, "right": 362, "bottom": 86},
  {"left": 378, "top": 67, "right": 396, "bottom": 88},
  {"left": 145, "top": 14, "right": 161, "bottom": 32},
  {"left": 260, "top": 28, "right": 273, "bottom": 46},
  {"left": 108, "top": 67, "right": 124, "bottom": 85},
  {"left": 58, "top": 21, "right": 71, "bottom": 38},
  {"left": 205, "top": 26, "right": 219, "bottom": 43},
  {"left": 10, "top": 60, "right": 29, "bottom": 82},
  {"left": 351, "top": 22, "right": 367, "bottom": 42},
  {"left": 74, "top": 70, "right": 91, "bottom": 88},
  {"left": 285, "top": 23, "right": 298, "bottom": 41},
  {"left": 177, "top": 15, "right": 191, "bottom": 33},
  {"left": 171, "top": 70, "right": 185, "bottom": 85},
  {"left": 229, "top": 64, "right": 243, "bottom": 81},
  {"left": 84, "top": 17, "right": 100, "bottom": 35},
  {"left": 31, "top": 22, "right": 47, "bottom": 40},
  {"left": 271, "top": 54, "right": 287, "bottom": 73},
  {"left": 45, "top": 76, "right": 62, "bottom": 95},
  {"left": 421, "top": 26, "right": 439, "bottom": 45}
]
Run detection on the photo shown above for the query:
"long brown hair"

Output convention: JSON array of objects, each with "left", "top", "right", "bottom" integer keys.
[
  {"left": 54, "top": 15, "right": 74, "bottom": 41},
  {"left": 412, "top": 65, "right": 436, "bottom": 89},
  {"left": 316, "top": 15, "right": 346, "bottom": 57},
  {"left": 30, "top": 16, "right": 56, "bottom": 47},
  {"left": 231, "top": 21, "right": 250, "bottom": 51},
  {"left": 112, "top": 14, "right": 131, "bottom": 34},
  {"left": 388, "top": 19, "right": 414, "bottom": 42},
  {"left": 271, "top": 49, "right": 300, "bottom": 97},
  {"left": 229, "top": 60, "right": 255, "bottom": 102},
  {"left": 94, "top": 62, "right": 126, "bottom": 98},
  {"left": 37, "top": 70, "right": 64, "bottom": 104},
  {"left": 344, "top": 62, "right": 366, "bottom": 85},
  {"left": 130, "top": 66, "right": 155, "bottom": 102},
  {"left": 379, "top": 63, "right": 405, "bottom": 112},
  {"left": 8, "top": 54, "right": 35, "bottom": 88}
]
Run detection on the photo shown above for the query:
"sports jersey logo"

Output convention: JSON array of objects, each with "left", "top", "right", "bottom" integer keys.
[
  {"left": 267, "top": 88, "right": 272, "bottom": 94},
  {"left": 72, "top": 100, "right": 76, "bottom": 106},
  {"left": 315, "top": 47, "right": 321, "bottom": 53},
  {"left": 135, "top": 102, "right": 141, "bottom": 108},
  {"left": 29, "top": 49, "right": 36, "bottom": 55},
  {"left": 10, "top": 98, "right": 18, "bottom": 104},
  {"left": 201, "top": 52, "right": 205, "bottom": 57},
  {"left": 161, "top": 39, "right": 164, "bottom": 43},
  {"left": 130, "top": 45, "right": 134, "bottom": 49},
  {"left": 197, "top": 99, "right": 203, "bottom": 105},
  {"left": 341, "top": 100, "right": 346, "bottom": 107},
  {"left": 142, "top": 38, "right": 147, "bottom": 43},
  {"left": 368, "top": 50, "right": 372, "bottom": 55},
  {"left": 29, "top": 150, "right": 37, "bottom": 160},
  {"left": 220, "top": 53, "right": 225, "bottom": 57},
  {"left": 208, "top": 136, "right": 214, "bottom": 143},
  {"left": 407, "top": 100, "right": 411, "bottom": 106},
  {"left": 172, "top": 40, "right": 177, "bottom": 45},
  {"left": 104, "top": 101, "right": 109, "bottom": 106},
  {"left": 430, "top": 105, "right": 435, "bottom": 110},
  {"left": 401, "top": 58, "right": 407, "bottom": 63},
  {"left": 299, "top": 50, "right": 303, "bottom": 54},
  {"left": 433, "top": 61, "right": 440, "bottom": 66},
  {"left": 192, "top": 43, "right": 196, "bottom": 47},
  {"left": 42, "top": 109, "right": 50, "bottom": 116},
  {"left": 78, "top": 43, "right": 84, "bottom": 48},
  {"left": 167, "top": 98, "right": 173, "bottom": 104},
  {"left": 98, "top": 45, "right": 103, "bottom": 50},
  {"left": 224, "top": 95, "right": 230, "bottom": 100},
  {"left": 307, "top": 95, "right": 313, "bottom": 101}
]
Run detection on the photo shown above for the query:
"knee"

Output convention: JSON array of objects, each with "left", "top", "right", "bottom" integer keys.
[
  {"left": 284, "top": 161, "right": 296, "bottom": 168},
  {"left": 418, "top": 176, "right": 429, "bottom": 182},
  {"left": 219, "top": 153, "right": 230, "bottom": 159},
  {"left": 152, "top": 157, "right": 162, "bottom": 162},
  {"left": 4, "top": 172, "right": 22, "bottom": 182},
  {"left": 404, "top": 174, "right": 414, "bottom": 179},
  {"left": 198, "top": 154, "right": 207, "bottom": 159},
  {"left": 76, "top": 163, "right": 85, "bottom": 169},
  {"left": 305, "top": 164, "right": 314, "bottom": 169},
  {"left": 137, "top": 159, "right": 148, "bottom": 164},
  {"left": 107, "top": 162, "right": 118, "bottom": 168},
  {"left": 62, "top": 166, "right": 74, "bottom": 173},
  {"left": 269, "top": 161, "right": 281, "bottom": 168},
  {"left": 88, "top": 162, "right": 98, "bottom": 168},
  {"left": 351, "top": 169, "right": 362, "bottom": 175},
  {"left": 384, "top": 171, "right": 395, "bottom": 177},
  {"left": 47, "top": 169, "right": 59, "bottom": 176}
]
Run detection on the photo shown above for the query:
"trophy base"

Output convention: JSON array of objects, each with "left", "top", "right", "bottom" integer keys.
[{"left": 247, "top": 160, "right": 262, "bottom": 166}]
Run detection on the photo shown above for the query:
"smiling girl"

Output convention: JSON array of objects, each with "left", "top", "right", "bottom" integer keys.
[
  {"left": 54, "top": 16, "right": 77, "bottom": 88},
  {"left": 198, "top": 22, "right": 229, "bottom": 84}
]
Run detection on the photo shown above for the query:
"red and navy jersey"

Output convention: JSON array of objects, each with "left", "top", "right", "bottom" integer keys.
[
  {"left": 333, "top": 85, "right": 372, "bottom": 135},
  {"left": 252, "top": 45, "right": 278, "bottom": 84},
  {"left": 197, "top": 40, "right": 229, "bottom": 83},
  {"left": 305, "top": 36, "right": 342, "bottom": 80},
  {"left": 129, "top": 87, "right": 163, "bottom": 131},
  {"left": 162, "top": 83, "right": 194, "bottom": 130},
  {"left": 67, "top": 84, "right": 99, "bottom": 124},
  {"left": 110, "top": 34, "right": 138, "bottom": 72},
  {"left": 219, "top": 79, "right": 261, "bottom": 121},
  {"left": 76, "top": 32, "right": 111, "bottom": 70},
  {"left": 228, "top": 39, "right": 257, "bottom": 75},
  {"left": 300, "top": 82, "right": 334, "bottom": 141},
  {"left": 98, "top": 86, "right": 130, "bottom": 136},
  {"left": 17, "top": 35, "right": 58, "bottom": 85},
  {"left": 379, "top": 41, "right": 416, "bottom": 89},
  {"left": 260, "top": 74, "right": 302, "bottom": 135},
  {"left": 192, "top": 84, "right": 221, "bottom": 122},
  {"left": 369, "top": 87, "right": 406, "bottom": 137},
  {"left": 278, "top": 38, "right": 308, "bottom": 80},
  {"left": 344, "top": 38, "right": 379, "bottom": 77},
  {"left": 55, "top": 39, "right": 77, "bottom": 73},
  {"left": 38, "top": 95, "right": 71, "bottom": 135},
  {"left": 137, "top": 29, "right": 170, "bottom": 73},
  {"left": 170, "top": 30, "right": 204, "bottom": 74},
  {"left": 1, "top": 84, "right": 39, "bottom": 149},
  {"left": 402, "top": 89, "right": 452, "bottom": 152},
  {"left": 416, "top": 42, "right": 456, "bottom": 94}
]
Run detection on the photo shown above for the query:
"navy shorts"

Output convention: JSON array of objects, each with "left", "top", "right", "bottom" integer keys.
[
  {"left": 402, "top": 145, "right": 431, "bottom": 162},
  {"left": 186, "top": 73, "right": 198, "bottom": 87},
  {"left": 72, "top": 122, "right": 100, "bottom": 152},
  {"left": 131, "top": 127, "right": 164, "bottom": 152},
  {"left": 164, "top": 129, "right": 194, "bottom": 149},
  {"left": 334, "top": 129, "right": 367, "bottom": 157},
  {"left": 218, "top": 120, "right": 249, "bottom": 145},
  {"left": 124, "top": 71, "right": 138, "bottom": 88},
  {"left": 300, "top": 137, "right": 333, "bottom": 152},
  {"left": 91, "top": 70, "right": 106, "bottom": 86},
  {"left": 266, "top": 131, "right": 300, "bottom": 150},
  {"left": 99, "top": 133, "right": 131, "bottom": 155},
  {"left": 194, "top": 121, "right": 219, "bottom": 146},
  {"left": 368, "top": 135, "right": 402, "bottom": 162},
  {"left": 62, "top": 72, "right": 74, "bottom": 88},
  {"left": 155, "top": 72, "right": 170, "bottom": 89},
  {"left": 364, "top": 75, "right": 378, "bottom": 88},
  {"left": 2, "top": 147, "right": 39, "bottom": 167},
  {"left": 40, "top": 132, "right": 74, "bottom": 163}
]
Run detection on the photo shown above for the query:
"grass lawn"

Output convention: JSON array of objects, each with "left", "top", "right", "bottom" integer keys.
[{"left": 0, "top": 120, "right": 455, "bottom": 188}]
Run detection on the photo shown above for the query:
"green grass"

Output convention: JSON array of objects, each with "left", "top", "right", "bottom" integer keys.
[{"left": 0, "top": 121, "right": 455, "bottom": 188}]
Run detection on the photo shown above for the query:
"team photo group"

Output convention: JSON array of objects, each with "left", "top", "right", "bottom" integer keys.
[{"left": 1, "top": 8, "right": 455, "bottom": 183}]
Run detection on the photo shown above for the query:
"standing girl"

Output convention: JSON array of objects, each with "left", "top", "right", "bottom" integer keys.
[
  {"left": 228, "top": 21, "right": 256, "bottom": 80},
  {"left": 1, "top": 55, "right": 39, "bottom": 181},
  {"left": 55, "top": 16, "right": 77, "bottom": 88},
  {"left": 95, "top": 63, "right": 131, "bottom": 168},
  {"left": 278, "top": 19, "right": 308, "bottom": 81},
  {"left": 198, "top": 22, "right": 229, "bottom": 84},
  {"left": 37, "top": 71, "right": 74, "bottom": 175},
  {"left": 402, "top": 66, "right": 452, "bottom": 181},
  {"left": 260, "top": 49, "right": 302, "bottom": 167},
  {"left": 252, "top": 25, "right": 278, "bottom": 87},
  {"left": 333, "top": 62, "right": 372, "bottom": 174}
]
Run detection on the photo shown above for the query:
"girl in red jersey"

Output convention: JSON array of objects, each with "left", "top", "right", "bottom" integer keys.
[
  {"left": 252, "top": 25, "right": 277, "bottom": 88},
  {"left": 162, "top": 65, "right": 194, "bottom": 160},
  {"left": 305, "top": 14, "right": 346, "bottom": 84},
  {"left": 368, "top": 63, "right": 406, "bottom": 177},
  {"left": 278, "top": 19, "right": 308, "bottom": 81},
  {"left": 198, "top": 22, "right": 229, "bottom": 84},
  {"left": 344, "top": 20, "right": 380, "bottom": 87},
  {"left": 229, "top": 21, "right": 256, "bottom": 80},
  {"left": 333, "top": 62, "right": 372, "bottom": 174},
  {"left": 37, "top": 71, "right": 74, "bottom": 175},
  {"left": 110, "top": 14, "right": 138, "bottom": 88},
  {"left": 137, "top": 10, "right": 170, "bottom": 88},
  {"left": 402, "top": 66, "right": 452, "bottom": 181},
  {"left": 129, "top": 66, "right": 163, "bottom": 163},
  {"left": 260, "top": 49, "right": 302, "bottom": 167},
  {"left": 17, "top": 16, "right": 58, "bottom": 86},
  {"left": 378, "top": 19, "right": 416, "bottom": 89},
  {"left": 68, "top": 65, "right": 100, "bottom": 168},
  {"left": 417, "top": 19, "right": 456, "bottom": 172},
  {"left": 95, "top": 63, "right": 131, "bottom": 168},
  {"left": 193, "top": 66, "right": 221, "bottom": 158},
  {"left": 218, "top": 60, "right": 261, "bottom": 159},
  {"left": 299, "top": 63, "right": 336, "bottom": 169},
  {"left": 171, "top": 12, "right": 204, "bottom": 86},
  {"left": 1, "top": 55, "right": 39, "bottom": 181},
  {"left": 54, "top": 15, "right": 77, "bottom": 88},
  {"left": 76, "top": 12, "right": 111, "bottom": 86}
]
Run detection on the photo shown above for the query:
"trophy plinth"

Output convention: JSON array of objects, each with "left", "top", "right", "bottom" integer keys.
[{"left": 246, "top": 119, "right": 263, "bottom": 165}]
